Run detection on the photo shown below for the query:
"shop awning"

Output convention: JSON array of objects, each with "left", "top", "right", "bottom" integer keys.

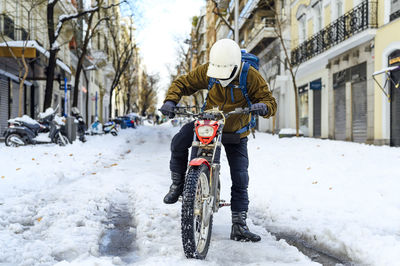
[
  {"left": 0, "top": 40, "right": 71, "bottom": 74},
  {"left": 372, "top": 65, "right": 400, "bottom": 100},
  {"left": 373, "top": 65, "right": 400, "bottom": 76}
]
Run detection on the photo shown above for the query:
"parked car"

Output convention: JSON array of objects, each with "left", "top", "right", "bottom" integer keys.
[{"left": 116, "top": 116, "right": 136, "bottom": 129}]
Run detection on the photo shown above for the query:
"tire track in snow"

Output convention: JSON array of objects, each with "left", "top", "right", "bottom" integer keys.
[{"left": 99, "top": 189, "right": 138, "bottom": 263}]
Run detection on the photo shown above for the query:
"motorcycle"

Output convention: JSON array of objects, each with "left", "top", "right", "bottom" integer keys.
[
  {"left": 173, "top": 107, "right": 256, "bottom": 260},
  {"left": 71, "top": 107, "right": 87, "bottom": 142},
  {"left": 4, "top": 106, "right": 69, "bottom": 147}
]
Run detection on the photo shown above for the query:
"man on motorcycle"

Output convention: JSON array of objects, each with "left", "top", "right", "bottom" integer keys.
[{"left": 160, "top": 39, "right": 277, "bottom": 242}]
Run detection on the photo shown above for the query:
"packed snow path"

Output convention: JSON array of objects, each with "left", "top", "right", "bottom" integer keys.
[{"left": 1, "top": 125, "right": 400, "bottom": 265}]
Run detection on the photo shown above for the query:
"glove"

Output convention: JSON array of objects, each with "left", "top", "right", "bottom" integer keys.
[
  {"left": 250, "top": 103, "right": 268, "bottom": 116},
  {"left": 160, "top": 100, "right": 176, "bottom": 118}
]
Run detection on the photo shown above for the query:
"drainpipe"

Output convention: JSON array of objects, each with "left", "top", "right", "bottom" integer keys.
[{"left": 234, "top": 0, "right": 239, "bottom": 43}]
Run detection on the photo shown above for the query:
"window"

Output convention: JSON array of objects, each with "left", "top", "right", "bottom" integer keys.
[
  {"left": 3, "top": 15, "right": 15, "bottom": 40},
  {"left": 314, "top": 3, "right": 322, "bottom": 32},
  {"left": 336, "top": 0, "right": 343, "bottom": 19},
  {"left": 390, "top": 0, "right": 400, "bottom": 21},
  {"left": 299, "top": 16, "right": 306, "bottom": 43}
]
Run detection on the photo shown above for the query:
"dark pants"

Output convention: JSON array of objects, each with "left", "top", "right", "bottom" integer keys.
[{"left": 170, "top": 122, "right": 249, "bottom": 212}]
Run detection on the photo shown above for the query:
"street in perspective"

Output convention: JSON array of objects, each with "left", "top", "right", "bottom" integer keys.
[{"left": 1, "top": 0, "right": 400, "bottom": 265}]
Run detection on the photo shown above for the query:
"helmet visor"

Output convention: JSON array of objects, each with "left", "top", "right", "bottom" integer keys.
[{"left": 207, "top": 63, "right": 237, "bottom": 79}]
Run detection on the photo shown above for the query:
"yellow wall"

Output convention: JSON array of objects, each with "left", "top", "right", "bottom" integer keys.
[
  {"left": 324, "top": 4, "right": 331, "bottom": 26},
  {"left": 374, "top": 20, "right": 400, "bottom": 139},
  {"left": 377, "top": 0, "right": 385, "bottom": 27},
  {"left": 307, "top": 19, "right": 313, "bottom": 37},
  {"left": 291, "top": 0, "right": 310, "bottom": 48},
  {"left": 344, "top": 0, "right": 353, "bottom": 13}
]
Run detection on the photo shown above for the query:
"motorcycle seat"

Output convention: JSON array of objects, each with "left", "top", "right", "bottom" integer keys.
[{"left": 22, "top": 122, "right": 41, "bottom": 131}]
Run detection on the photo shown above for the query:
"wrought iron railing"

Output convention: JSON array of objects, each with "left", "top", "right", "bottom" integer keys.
[{"left": 291, "top": 1, "right": 377, "bottom": 66}]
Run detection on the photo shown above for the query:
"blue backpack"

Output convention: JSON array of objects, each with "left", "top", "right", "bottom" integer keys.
[{"left": 202, "top": 50, "right": 259, "bottom": 134}]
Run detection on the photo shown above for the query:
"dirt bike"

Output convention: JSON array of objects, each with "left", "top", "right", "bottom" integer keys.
[{"left": 174, "top": 107, "right": 255, "bottom": 260}]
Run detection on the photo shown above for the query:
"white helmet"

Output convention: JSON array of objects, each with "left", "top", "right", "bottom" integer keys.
[{"left": 207, "top": 39, "right": 242, "bottom": 87}]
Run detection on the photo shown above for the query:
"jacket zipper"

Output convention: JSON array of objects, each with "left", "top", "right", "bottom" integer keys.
[{"left": 220, "top": 86, "right": 228, "bottom": 110}]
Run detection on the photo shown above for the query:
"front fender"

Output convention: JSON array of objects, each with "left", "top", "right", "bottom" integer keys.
[{"left": 189, "top": 158, "right": 210, "bottom": 169}]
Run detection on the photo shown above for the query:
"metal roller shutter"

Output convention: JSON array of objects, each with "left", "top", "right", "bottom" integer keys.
[
  {"left": 10, "top": 81, "right": 25, "bottom": 118},
  {"left": 352, "top": 81, "right": 367, "bottom": 143},
  {"left": 390, "top": 69, "right": 400, "bottom": 146},
  {"left": 10, "top": 81, "right": 19, "bottom": 118},
  {"left": 0, "top": 76, "right": 8, "bottom": 136},
  {"left": 334, "top": 85, "right": 346, "bottom": 140},
  {"left": 313, "top": 89, "right": 321, "bottom": 137}
]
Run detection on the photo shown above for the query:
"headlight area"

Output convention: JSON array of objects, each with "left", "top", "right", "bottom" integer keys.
[{"left": 197, "top": 125, "right": 215, "bottom": 137}]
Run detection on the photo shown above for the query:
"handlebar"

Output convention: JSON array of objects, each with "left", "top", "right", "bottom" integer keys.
[{"left": 166, "top": 107, "right": 253, "bottom": 120}]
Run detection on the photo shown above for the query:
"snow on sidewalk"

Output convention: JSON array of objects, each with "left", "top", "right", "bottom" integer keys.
[
  {"left": 0, "top": 127, "right": 315, "bottom": 265},
  {"left": 1, "top": 125, "right": 399, "bottom": 265},
  {"left": 246, "top": 133, "right": 400, "bottom": 265}
]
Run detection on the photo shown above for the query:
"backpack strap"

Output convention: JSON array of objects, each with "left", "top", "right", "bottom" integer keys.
[
  {"left": 239, "top": 62, "right": 251, "bottom": 107},
  {"left": 201, "top": 78, "right": 218, "bottom": 112},
  {"left": 236, "top": 62, "right": 257, "bottom": 135}
]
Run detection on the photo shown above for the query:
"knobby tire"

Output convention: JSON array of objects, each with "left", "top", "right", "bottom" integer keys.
[{"left": 181, "top": 164, "right": 213, "bottom": 260}]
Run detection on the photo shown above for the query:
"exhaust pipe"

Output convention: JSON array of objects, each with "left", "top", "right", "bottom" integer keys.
[{"left": 10, "top": 136, "right": 25, "bottom": 145}]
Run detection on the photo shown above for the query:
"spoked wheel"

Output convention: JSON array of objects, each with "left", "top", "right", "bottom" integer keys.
[
  {"left": 5, "top": 134, "right": 25, "bottom": 147},
  {"left": 55, "top": 134, "right": 70, "bottom": 146},
  {"left": 181, "top": 164, "right": 213, "bottom": 260}
]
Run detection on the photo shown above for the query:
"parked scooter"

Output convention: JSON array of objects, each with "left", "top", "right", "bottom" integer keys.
[
  {"left": 103, "top": 121, "right": 118, "bottom": 136},
  {"left": 87, "top": 118, "right": 118, "bottom": 136},
  {"left": 87, "top": 118, "right": 103, "bottom": 135},
  {"left": 71, "top": 107, "right": 87, "bottom": 142},
  {"left": 3, "top": 106, "right": 69, "bottom": 147}
]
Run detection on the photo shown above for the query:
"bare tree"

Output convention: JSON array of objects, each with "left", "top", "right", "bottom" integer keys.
[
  {"left": 264, "top": 0, "right": 301, "bottom": 136},
  {"left": 71, "top": 0, "right": 122, "bottom": 108},
  {"left": 105, "top": 14, "right": 135, "bottom": 118},
  {"left": 44, "top": 0, "right": 126, "bottom": 110},
  {"left": 139, "top": 73, "right": 158, "bottom": 116}
]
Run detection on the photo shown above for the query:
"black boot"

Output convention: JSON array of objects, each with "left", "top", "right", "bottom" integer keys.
[
  {"left": 230, "top": 211, "right": 261, "bottom": 242},
  {"left": 163, "top": 172, "right": 185, "bottom": 204}
]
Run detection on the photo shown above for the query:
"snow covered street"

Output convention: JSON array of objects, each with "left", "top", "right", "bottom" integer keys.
[{"left": 1, "top": 125, "right": 400, "bottom": 265}]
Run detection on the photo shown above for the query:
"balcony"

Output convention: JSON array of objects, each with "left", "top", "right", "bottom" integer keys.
[
  {"left": 245, "top": 17, "right": 276, "bottom": 55},
  {"left": 291, "top": 0, "right": 377, "bottom": 66}
]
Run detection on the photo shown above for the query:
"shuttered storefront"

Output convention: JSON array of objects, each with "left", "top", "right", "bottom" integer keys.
[
  {"left": 351, "top": 62, "right": 367, "bottom": 143},
  {"left": 352, "top": 81, "right": 367, "bottom": 143},
  {"left": 0, "top": 76, "right": 8, "bottom": 136},
  {"left": 390, "top": 69, "right": 400, "bottom": 146},
  {"left": 10, "top": 81, "right": 23, "bottom": 119},
  {"left": 334, "top": 84, "right": 346, "bottom": 140},
  {"left": 310, "top": 79, "right": 321, "bottom": 137},
  {"left": 333, "top": 70, "right": 347, "bottom": 141}
]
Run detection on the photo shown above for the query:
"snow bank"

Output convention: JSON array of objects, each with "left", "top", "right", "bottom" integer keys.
[
  {"left": 246, "top": 134, "right": 400, "bottom": 265},
  {"left": 279, "top": 128, "right": 303, "bottom": 135}
]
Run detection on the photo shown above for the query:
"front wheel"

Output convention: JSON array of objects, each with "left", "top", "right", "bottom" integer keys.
[
  {"left": 181, "top": 164, "right": 213, "bottom": 260},
  {"left": 54, "top": 134, "right": 70, "bottom": 146}
]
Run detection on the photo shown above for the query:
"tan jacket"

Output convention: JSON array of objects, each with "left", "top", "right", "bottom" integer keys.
[{"left": 164, "top": 63, "right": 277, "bottom": 138}]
